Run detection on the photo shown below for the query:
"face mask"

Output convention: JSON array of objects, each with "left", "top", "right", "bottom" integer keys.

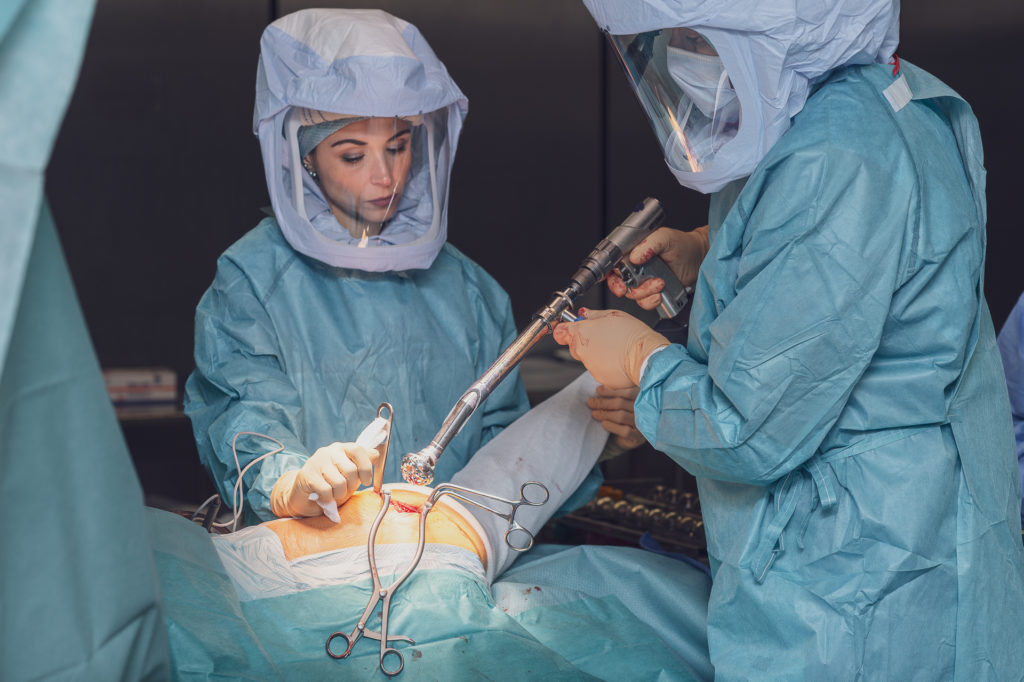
[
  {"left": 665, "top": 45, "right": 737, "bottom": 118},
  {"left": 665, "top": 92, "right": 740, "bottom": 174}
]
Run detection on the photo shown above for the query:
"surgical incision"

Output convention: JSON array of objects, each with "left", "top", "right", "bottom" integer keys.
[{"left": 265, "top": 487, "right": 488, "bottom": 564}]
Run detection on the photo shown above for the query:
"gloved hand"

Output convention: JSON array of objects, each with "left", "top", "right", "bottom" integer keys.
[
  {"left": 270, "top": 442, "right": 378, "bottom": 518},
  {"left": 607, "top": 225, "right": 709, "bottom": 310},
  {"left": 553, "top": 309, "right": 670, "bottom": 389},
  {"left": 588, "top": 385, "right": 646, "bottom": 452}
]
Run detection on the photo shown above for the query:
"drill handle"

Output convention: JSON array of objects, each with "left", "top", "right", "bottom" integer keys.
[{"left": 615, "top": 255, "right": 693, "bottom": 319}]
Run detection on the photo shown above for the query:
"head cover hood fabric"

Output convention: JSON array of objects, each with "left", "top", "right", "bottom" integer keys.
[
  {"left": 255, "top": 8, "right": 468, "bottom": 271},
  {"left": 582, "top": 0, "right": 900, "bottom": 193},
  {"left": 297, "top": 115, "right": 367, "bottom": 159}
]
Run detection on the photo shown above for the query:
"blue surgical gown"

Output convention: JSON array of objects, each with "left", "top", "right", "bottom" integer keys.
[
  {"left": 635, "top": 61, "right": 1024, "bottom": 679},
  {"left": 184, "top": 219, "right": 530, "bottom": 522},
  {"left": 997, "top": 291, "right": 1024, "bottom": 528}
]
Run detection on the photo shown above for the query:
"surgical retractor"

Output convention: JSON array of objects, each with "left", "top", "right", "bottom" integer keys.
[{"left": 401, "top": 197, "right": 673, "bottom": 485}]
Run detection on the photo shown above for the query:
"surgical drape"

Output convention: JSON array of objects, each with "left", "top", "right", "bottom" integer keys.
[{"left": 0, "top": 0, "right": 169, "bottom": 677}]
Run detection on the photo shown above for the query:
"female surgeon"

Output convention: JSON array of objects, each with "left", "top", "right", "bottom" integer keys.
[
  {"left": 555, "top": 1, "right": 1024, "bottom": 679},
  {"left": 185, "top": 9, "right": 605, "bottom": 524}
]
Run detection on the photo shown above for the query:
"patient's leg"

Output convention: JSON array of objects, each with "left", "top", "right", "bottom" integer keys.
[{"left": 451, "top": 372, "right": 607, "bottom": 581}]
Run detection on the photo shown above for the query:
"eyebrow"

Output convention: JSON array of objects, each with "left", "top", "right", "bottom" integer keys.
[{"left": 330, "top": 129, "right": 412, "bottom": 147}]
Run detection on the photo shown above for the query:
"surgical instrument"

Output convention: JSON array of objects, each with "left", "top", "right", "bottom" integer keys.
[
  {"left": 307, "top": 405, "right": 392, "bottom": 521},
  {"left": 428, "top": 480, "right": 549, "bottom": 551},
  {"left": 370, "top": 403, "right": 394, "bottom": 494},
  {"left": 402, "top": 197, "right": 688, "bottom": 485},
  {"left": 326, "top": 476, "right": 549, "bottom": 675},
  {"left": 326, "top": 487, "right": 415, "bottom": 676},
  {"left": 615, "top": 257, "right": 693, "bottom": 320}
]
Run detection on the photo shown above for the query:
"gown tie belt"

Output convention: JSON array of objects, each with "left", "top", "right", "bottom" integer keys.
[{"left": 749, "top": 455, "right": 839, "bottom": 583}]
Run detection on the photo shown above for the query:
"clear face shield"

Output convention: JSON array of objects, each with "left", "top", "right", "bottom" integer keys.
[
  {"left": 608, "top": 27, "right": 741, "bottom": 175},
  {"left": 282, "top": 107, "right": 448, "bottom": 246}
]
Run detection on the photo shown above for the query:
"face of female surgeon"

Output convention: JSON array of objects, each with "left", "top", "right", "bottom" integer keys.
[{"left": 306, "top": 117, "right": 413, "bottom": 238}]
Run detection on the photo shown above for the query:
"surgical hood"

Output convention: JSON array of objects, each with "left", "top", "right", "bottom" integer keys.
[
  {"left": 254, "top": 9, "right": 468, "bottom": 271},
  {"left": 583, "top": 0, "right": 900, "bottom": 193}
]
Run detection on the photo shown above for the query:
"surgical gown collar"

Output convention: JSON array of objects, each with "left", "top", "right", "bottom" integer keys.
[
  {"left": 254, "top": 8, "right": 468, "bottom": 271},
  {"left": 582, "top": 0, "right": 899, "bottom": 193}
]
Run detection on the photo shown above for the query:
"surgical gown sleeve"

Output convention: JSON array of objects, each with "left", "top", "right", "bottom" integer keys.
[
  {"left": 996, "top": 291, "right": 1024, "bottom": 525},
  {"left": 186, "top": 256, "right": 310, "bottom": 521},
  {"left": 636, "top": 142, "right": 911, "bottom": 484}
]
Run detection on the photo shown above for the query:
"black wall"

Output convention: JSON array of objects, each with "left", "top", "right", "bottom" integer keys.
[{"left": 48, "top": 0, "right": 1024, "bottom": 399}]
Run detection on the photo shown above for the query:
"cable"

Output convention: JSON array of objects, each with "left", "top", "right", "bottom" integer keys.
[{"left": 199, "top": 431, "right": 286, "bottom": 533}]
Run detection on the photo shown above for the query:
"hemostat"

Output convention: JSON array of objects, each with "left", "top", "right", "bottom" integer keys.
[{"left": 325, "top": 404, "right": 549, "bottom": 676}]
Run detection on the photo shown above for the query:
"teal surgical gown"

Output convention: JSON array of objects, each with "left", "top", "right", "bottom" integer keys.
[
  {"left": 997, "top": 292, "right": 1024, "bottom": 527},
  {"left": 185, "top": 220, "right": 530, "bottom": 522},
  {"left": 635, "top": 61, "right": 1024, "bottom": 679}
]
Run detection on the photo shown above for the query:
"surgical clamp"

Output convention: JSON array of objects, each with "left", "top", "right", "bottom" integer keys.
[
  {"left": 428, "top": 481, "right": 549, "bottom": 551},
  {"left": 326, "top": 473, "right": 549, "bottom": 675},
  {"left": 326, "top": 487, "right": 416, "bottom": 676}
]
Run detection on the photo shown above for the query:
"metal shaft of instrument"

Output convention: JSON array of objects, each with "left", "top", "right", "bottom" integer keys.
[
  {"left": 410, "top": 197, "right": 665, "bottom": 475},
  {"left": 371, "top": 403, "right": 394, "bottom": 494},
  {"left": 422, "top": 314, "right": 557, "bottom": 463}
]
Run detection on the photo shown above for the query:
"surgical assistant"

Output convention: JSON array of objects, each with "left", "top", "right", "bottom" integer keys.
[
  {"left": 555, "top": 0, "right": 1024, "bottom": 678},
  {"left": 186, "top": 9, "right": 539, "bottom": 523}
]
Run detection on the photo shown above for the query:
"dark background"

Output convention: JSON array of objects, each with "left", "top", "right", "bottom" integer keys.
[{"left": 46, "top": 1, "right": 1024, "bottom": 504}]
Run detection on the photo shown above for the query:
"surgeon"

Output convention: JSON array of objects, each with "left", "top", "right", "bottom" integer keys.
[
  {"left": 997, "top": 291, "right": 1024, "bottom": 529},
  {"left": 554, "top": 1, "right": 1024, "bottom": 678},
  {"left": 185, "top": 9, "right": 612, "bottom": 524}
]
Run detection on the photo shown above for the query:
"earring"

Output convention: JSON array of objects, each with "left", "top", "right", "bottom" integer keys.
[{"left": 302, "top": 160, "right": 318, "bottom": 179}]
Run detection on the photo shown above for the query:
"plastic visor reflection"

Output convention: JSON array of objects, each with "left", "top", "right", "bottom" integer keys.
[{"left": 665, "top": 102, "right": 702, "bottom": 173}]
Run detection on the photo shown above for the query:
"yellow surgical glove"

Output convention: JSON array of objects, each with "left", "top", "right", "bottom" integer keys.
[
  {"left": 553, "top": 309, "right": 670, "bottom": 389},
  {"left": 607, "top": 225, "right": 709, "bottom": 310},
  {"left": 270, "top": 442, "right": 378, "bottom": 518}
]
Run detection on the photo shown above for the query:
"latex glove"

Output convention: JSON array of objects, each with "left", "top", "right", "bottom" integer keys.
[
  {"left": 270, "top": 442, "right": 378, "bottom": 519},
  {"left": 607, "top": 225, "right": 709, "bottom": 311},
  {"left": 553, "top": 309, "right": 670, "bottom": 389},
  {"left": 588, "top": 385, "right": 646, "bottom": 451}
]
